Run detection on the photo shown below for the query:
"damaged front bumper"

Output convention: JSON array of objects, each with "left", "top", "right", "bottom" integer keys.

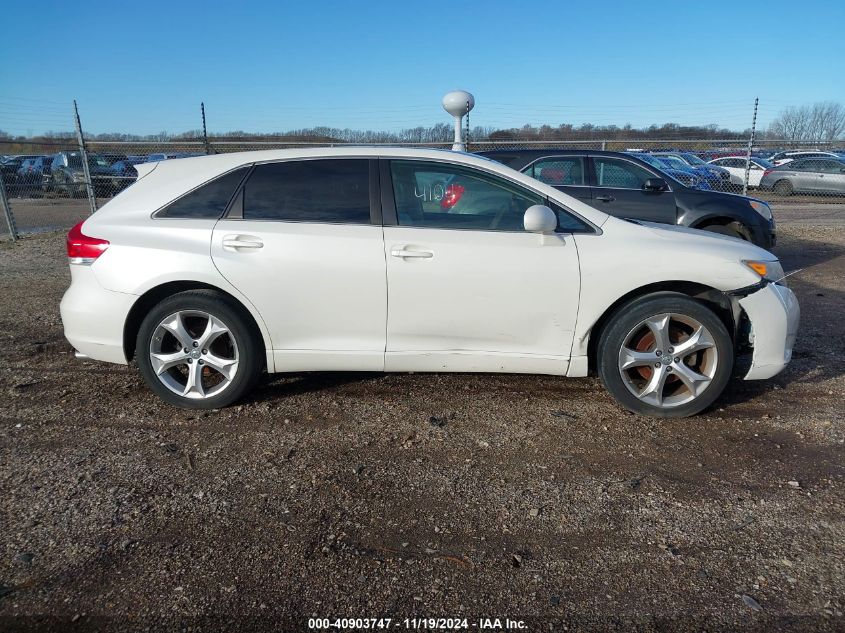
[{"left": 734, "top": 282, "right": 800, "bottom": 380}]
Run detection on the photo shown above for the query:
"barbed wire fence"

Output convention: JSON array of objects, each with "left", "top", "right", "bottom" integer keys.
[{"left": 2, "top": 101, "right": 845, "bottom": 240}]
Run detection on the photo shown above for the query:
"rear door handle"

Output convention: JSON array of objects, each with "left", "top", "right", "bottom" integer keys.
[
  {"left": 222, "top": 234, "right": 264, "bottom": 250},
  {"left": 390, "top": 247, "right": 433, "bottom": 259},
  {"left": 595, "top": 195, "right": 615, "bottom": 202}
]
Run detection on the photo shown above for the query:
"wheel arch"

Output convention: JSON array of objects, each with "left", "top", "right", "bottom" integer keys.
[
  {"left": 584, "top": 281, "right": 736, "bottom": 373},
  {"left": 123, "top": 280, "right": 270, "bottom": 366}
]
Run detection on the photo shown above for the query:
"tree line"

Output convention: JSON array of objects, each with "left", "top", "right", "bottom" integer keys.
[{"left": 2, "top": 102, "right": 843, "bottom": 147}]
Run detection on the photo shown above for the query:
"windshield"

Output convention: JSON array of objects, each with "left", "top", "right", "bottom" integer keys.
[
  {"left": 658, "top": 156, "right": 690, "bottom": 170},
  {"left": 628, "top": 154, "right": 686, "bottom": 186},
  {"left": 681, "top": 153, "right": 706, "bottom": 165}
]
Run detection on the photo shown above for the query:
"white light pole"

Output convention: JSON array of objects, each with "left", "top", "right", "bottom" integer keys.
[{"left": 442, "top": 90, "right": 475, "bottom": 151}]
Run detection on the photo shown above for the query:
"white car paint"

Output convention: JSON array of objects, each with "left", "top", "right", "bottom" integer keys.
[
  {"left": 60, "top": 147, "right": 798, "bottom": 396},
  {"left": 707, "top": 157, "right": 769, "bottom": 187}
]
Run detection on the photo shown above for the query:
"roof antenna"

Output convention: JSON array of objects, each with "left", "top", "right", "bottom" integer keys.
[{"left": 442, "top": 90, "right": 474, "bottom": 151}]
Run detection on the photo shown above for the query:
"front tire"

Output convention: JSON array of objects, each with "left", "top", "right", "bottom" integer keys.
[
  {"left": 136, "top": 290, "right": 263, "bottom": 409},
  {"left": 597, "top": 293, "right": 733, "bottom": 418},
  {"left": 700, "top": 222, "right": 748, "bottom": 241}
]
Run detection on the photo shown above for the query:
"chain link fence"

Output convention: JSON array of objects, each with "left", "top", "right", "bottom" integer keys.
[{"left": 2, "top": 137, "right": 844, "bottom": 240}]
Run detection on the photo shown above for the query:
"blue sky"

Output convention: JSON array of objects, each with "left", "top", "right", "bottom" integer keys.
[{"left": 1, "top": 0, "right": 843, "bottom": 136}]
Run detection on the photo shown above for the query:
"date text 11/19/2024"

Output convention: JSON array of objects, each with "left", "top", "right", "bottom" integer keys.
[{"left": 307, "top": 617, "right": 528, "bottom": 630}]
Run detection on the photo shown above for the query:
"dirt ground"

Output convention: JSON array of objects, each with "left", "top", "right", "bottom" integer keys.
[{"left": 0, "top": 206, "right": 843, "bottom": 632}]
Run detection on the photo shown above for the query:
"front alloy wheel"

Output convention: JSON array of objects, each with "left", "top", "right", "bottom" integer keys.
[
  {"left": 617, "top": 313, "right": 718, "bottom": 408},
  {"left": 598, "top": 293, "right": 733, "bottom": 418}
]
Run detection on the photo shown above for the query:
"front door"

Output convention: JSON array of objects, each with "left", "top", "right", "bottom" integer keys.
[
  {"left": 381, "top": 159, "right": 581, "bottom": 375},
  {"left": 211, "top": 158, "right": 387, "bottom": 371},
  {"left": 588, "top": 155, "right": 677, "bottom": 223}
]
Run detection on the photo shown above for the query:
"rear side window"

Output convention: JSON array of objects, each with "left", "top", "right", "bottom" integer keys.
[
  {"left": 242, "top": 159, "right": 370, "bottom": 223},
  {"left": 157, "top": 167, "right": 249, "bottom": 219},
  {"left": 525, "top": 157, "right": 586, "bottom": 186}
]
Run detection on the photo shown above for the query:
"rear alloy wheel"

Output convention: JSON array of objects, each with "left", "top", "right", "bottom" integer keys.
[
  {"left": 598, "top": 293, "right": 733, "bottom": 417},
  {"left": 773, "top": 179, "right": 793, "bottom": 196},
  {"left": 136, "top": 290, "right": 262, "bottom": 409}
]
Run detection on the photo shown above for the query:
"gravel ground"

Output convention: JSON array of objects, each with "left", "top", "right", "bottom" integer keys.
[{"left": 0, "top": 217, "right": 843, "bottom": 632}]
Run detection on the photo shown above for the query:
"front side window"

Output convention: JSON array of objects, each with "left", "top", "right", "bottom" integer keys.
[
  {"left": 389, "top": 160, "right": 588, "bottom": 233},
  {"left": 592, "top": 157, "right": 655, "bottom": 189},
  {"left": 525, "top": 157, "right": 586, "bottom": 186},
  {"left": 157, "top": 167, "right": 249, "bottom": 219},
  {"left": 242, "top": 159, "right": 370, "bottom": 223},
  {"left": 390, "top": 160, "right": 542, "bottom": 231}
]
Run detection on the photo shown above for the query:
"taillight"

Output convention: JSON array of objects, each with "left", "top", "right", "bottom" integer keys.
[
  {"left": 440, "top": 183, "right": 465, "bottom": 209},
  {"left": 762, "top": 170, "right": 772, "bottom": 178},
  {"left": 67, "top": 221, "right": 109, "bottom": 264}
]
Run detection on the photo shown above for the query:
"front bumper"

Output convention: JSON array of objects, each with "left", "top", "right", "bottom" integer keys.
[{"left": 738, "top": 282, "right": 800, "bottom": 380}]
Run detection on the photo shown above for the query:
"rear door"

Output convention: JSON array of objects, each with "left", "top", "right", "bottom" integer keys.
[
  {"left": 211, "top": 158, "right": 387, "bottom": 371},
  {"left": 587, "top": 155, "right": 677, "bottom": 223},
  {"left": 521, "top": 155, "right": 591, "bottom": 201},
  {"left": 786, "top": 160, "right": 814, "bottom": 191}
]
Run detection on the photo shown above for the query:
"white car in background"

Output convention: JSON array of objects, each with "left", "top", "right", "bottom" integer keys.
[
  {"left": 708, "top": 156, "right": 776, "bottom": 188},
  {"left": 769, "top": 150, "right": 844, "bottom": 166},
  {"left": 61, "top": 148, "right": 799, "bottom": 418}
]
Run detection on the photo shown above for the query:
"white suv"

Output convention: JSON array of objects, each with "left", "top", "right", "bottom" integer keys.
[{"left": 61, "top": 148, "right": 799, "bottom": 418}]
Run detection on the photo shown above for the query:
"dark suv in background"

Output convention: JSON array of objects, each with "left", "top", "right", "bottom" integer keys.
[
  {"left": 479, "top": 149, "right": 776, "bottom": 248},
  {"left": 50, "top": 151, "right": 113, "bottom": 197}
]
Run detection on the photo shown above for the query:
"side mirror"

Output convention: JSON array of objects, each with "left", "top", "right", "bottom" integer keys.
[
  {"left": 643, "top": 178, "right": 668, "bottom": 192},
  {"left": 523, "top": 205, "right": 557, "bottom": 234}
]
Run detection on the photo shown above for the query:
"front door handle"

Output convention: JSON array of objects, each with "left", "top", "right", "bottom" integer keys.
[
  {"left": 595, "top": 195, "right": 615, "bottom": 202},
  {"left": 222, "top": 234, "right": 264, "bottom": 250},
  {"left": 390, "top": 247, "right": 433, "bottom": 259}
]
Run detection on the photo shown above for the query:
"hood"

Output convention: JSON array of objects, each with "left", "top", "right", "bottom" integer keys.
[{"left": 636, "top": 219, "right": 775, "bottom": 260}]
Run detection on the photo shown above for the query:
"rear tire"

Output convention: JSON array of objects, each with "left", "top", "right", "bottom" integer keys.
[
  {"left": 773, "top": 179, "right": 793, "bottom": 196},
  {"left": 136, "top": 290, "right": 263, "bottom": 409},
  {"left": 597, "top": 292, "right": 734, "bottom": 418}
]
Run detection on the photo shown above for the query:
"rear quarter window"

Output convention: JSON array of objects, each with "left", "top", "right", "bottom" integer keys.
[{"left": 156, "top": 167, "right": 249, "bottom": 219}]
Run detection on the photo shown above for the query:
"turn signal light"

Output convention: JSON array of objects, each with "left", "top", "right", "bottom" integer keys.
[
  {"left": 744, "top": 261, "right": 768, "bottom": 277},
  {"left": 67, "top": 221, "right": 109, "bottom": 264}
]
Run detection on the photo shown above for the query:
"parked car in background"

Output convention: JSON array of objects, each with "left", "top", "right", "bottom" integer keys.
[
  {"left": 652, "top": 152, "right": 732, "bottom": 189},
  {"left": 99, "top": 153, "right": 129, "bottom": 167},
  {"left": 759, "top": 158, "right": 845, "bottom": 196},
  {"left": 632, "top": 153, "right": 710, "bottom": 190},
  {"left": 1, "top": 154, "right": 40, "bottom": 192},
  {"left": 769, "top": 150, "right": 844, "bottom": 166},
  {"left": 14, "top": 157, "right": 53, "bottom": 197},
  {"left": 480, "top": 149, "right": 775, "bottom": 247},
  {"left": 50, "top": 152, "right": 114, "bottom": 197},
  {"left": 145, "top": 152, "right": 203, "bottom": 162},
  {"left": 34, "top": 155, "right": 54, "bottom": 193},
  {"left": 650, "top": 153, "right": 731, "bottom": 190},
  {"left": 109, "top": 157, "right": 146, "bottom": 193},
  {"left": 707, "top": 156, "right": 775, "bottom": 189},
  {"left": 61, "top": 148, "right": 798, "bottom": 418}
]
